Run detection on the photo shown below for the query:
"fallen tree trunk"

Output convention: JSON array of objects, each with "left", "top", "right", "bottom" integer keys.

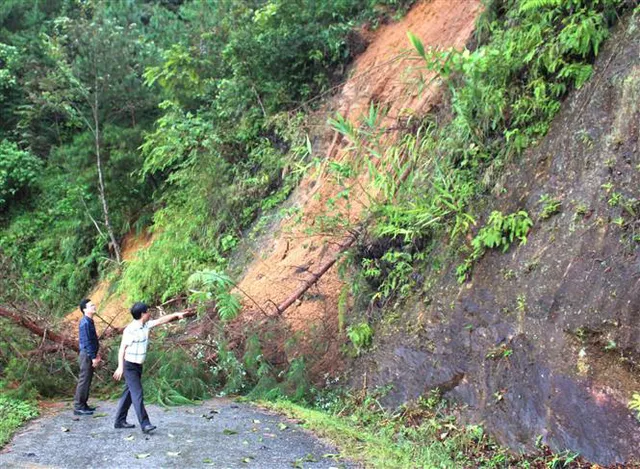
[
  {"left": 0, "top": 305, "right": 197, "bottom": 354},
  {"left": 274, "top": 231, "right": 359, "bottom": 315},
  {"left": 0, "top": 305, "right": 79, "bottom": 353}
]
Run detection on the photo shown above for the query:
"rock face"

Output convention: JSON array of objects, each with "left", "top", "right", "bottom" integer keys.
[{"left": 358, "top": 15, "right": 640, "bottom": 465}]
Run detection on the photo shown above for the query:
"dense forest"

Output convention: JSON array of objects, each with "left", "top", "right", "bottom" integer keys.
[{"left": 1, "top": 0, "right": 638, "bottom": 466}]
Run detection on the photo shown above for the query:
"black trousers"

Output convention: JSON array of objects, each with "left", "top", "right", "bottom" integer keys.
[
  {"left": 73, "top": 351, "right": 94, "bottom": 410},
  {"left": 114, "top": 361, "right": 151, "bottom": 427}
]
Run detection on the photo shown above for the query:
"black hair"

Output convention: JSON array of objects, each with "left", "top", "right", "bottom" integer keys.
[
  {"left": 130, "top": 302, "right": 149, "bottom": 320},
  {"left": 79, "top": 298, "right": 91, "bottom": 314}
]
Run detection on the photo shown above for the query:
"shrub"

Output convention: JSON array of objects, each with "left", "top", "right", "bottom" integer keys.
[{"left": 0, "top": 140, "right": 41, "bottom": 209}]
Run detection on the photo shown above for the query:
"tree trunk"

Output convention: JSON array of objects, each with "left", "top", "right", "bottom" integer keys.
[
  {"left": 274, "top": 232, "right": 359, "bottom": 315},
  {"left": 93, "top": 88, "right": 122, "bottom": 265},
  {"left": 0, "top": 306, "right": 79, "bottom": 353},
  {"left": 0, "top": 305, "right": 197, "bottom": 353}
]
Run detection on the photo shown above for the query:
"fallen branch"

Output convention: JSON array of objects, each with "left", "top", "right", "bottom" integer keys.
[{"left": 274, "top": 230, "right": 360, "bottom": 315}]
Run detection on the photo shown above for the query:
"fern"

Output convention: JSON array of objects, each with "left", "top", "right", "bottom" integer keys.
[
  {"left": 519, "top": 0, "right": 562, "bottom": 13},
  {"left": 347, "top": 322, "right": 374, "bottom": 354},
  {"left": 187, "top": 269, "right": 241, "bottom": 321},
  {"left": 458, "top": 211, "right": 533, "bottom": 283}
]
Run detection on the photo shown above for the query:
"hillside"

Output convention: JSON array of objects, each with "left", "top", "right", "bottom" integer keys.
[
  {"left": 1, "top": 0, "right": 638, "bottom": 466},
  {"left": 230, "top": 0, "right": 483, "bottom": 383},
  {"left": 356, "top": 14, "right": 640, "bottom": 464}
]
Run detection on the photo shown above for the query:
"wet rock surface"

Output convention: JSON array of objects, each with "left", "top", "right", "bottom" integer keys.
[
  {"left": 357, "top": 14, "right": 640, "bottom": 466},
  {"left": 0, "top": 399, "right": 355, "bottom": 469}
]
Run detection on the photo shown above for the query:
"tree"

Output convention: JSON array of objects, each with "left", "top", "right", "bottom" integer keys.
[{"left": 35, "top": 2, "right": 157, "bottom": 264}]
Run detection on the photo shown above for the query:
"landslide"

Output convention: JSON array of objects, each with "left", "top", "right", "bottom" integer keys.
[{"left": 230, "top": 0, "right": 483, "bottom": 378}]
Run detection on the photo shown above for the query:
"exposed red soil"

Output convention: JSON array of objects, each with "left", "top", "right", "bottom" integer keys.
[
  {"left": 232, "top": 0, "right": 483, "bottom": 378},
  {"left": 63, "top": 230, "right": 153, "bottom": 336}
]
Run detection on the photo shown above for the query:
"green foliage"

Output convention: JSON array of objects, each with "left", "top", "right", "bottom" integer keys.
[
  {"left": 142, "top": 347, "right": 211, "bottom": 406},
  {"left": 519, "top": 0, "right": 562, "bottom": 12},
  {"left": 0, "top": 140, "right": 41, "bottom": 209},
  {"left": 629, "top": 392, "right": 640, "bottom": 421},
  {"left": 472, "top": 210, "right": 533, "bottom": 253},
  {"left": 242, "top": 334, "right": 264, "bottom": 380},
  {"left": 143, "top": 44, "right": 211, "bottom": 108},
  {"left": 283, "top": 357, "right": 310, "bottom": 403},
  {"left": 0, "top": 355, "right": 72, "bottom": 399},
  {"left": 0, "top": 126, "right": 150, "bottom": 312},
  {"left": 211, "top": 341, "right": 249, "bottom": 396},
  {"left": 0, "top": 1, "right": 162, "bottom": 310},
  {"left": 457, "top": 211, "right": 533, "bottom": 283},
  {"left": 362, "top": 250, "right": 416, "bottom": 303},
  {"left": 347, "top": 322, "right": 374, "bottom": 354},
  {"left": 187, "top": 269, "right": 242, "bottom": 321},
  {"left": 539, "top": 194, "right": 562, "bottom": 219},
  {"left": 0, "top": 395, "right": 38, "bottom": 447},
  {"left": 0, "top": 42, "right": 18, "bottom": 96}
]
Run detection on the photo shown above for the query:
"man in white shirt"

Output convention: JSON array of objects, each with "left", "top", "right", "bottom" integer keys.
[{"left": 112, "top": 302, "right": 186, "bottom": 433}]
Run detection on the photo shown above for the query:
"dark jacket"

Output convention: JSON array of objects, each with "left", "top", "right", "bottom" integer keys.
[{"left": 78, "top": 316, "right": 99, "bottom": 359}]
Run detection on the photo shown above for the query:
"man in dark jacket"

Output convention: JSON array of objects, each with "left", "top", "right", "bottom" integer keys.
[{"left": 73, "top": 298, "right": 101, "bottom": 416}]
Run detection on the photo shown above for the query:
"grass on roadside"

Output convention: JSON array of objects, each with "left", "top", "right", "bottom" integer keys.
[
  {"left": 259, "top": 389, "right": 589, "bottom": 469},
  {"left": 260, "top": 395, "right": 510, "bottom": 468},
  {"left": 0, "top": 394, "right": 39, "bottom": 448}
]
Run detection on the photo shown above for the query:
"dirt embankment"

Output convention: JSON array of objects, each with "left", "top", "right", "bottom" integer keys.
[{"left": 231, "top": 0, "right": 482, "bottom": 376}]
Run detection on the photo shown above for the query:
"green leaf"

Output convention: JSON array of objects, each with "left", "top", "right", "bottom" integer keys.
[{"left": 407, "top": 32, "right": 426, "bottom": 61}]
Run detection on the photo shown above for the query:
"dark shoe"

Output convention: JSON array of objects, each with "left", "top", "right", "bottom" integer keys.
[
  {"left": 114, "top": 422, "right": 135, "bottom": 429},
  {"left": 141, "top": 424, "right": 156, "bottom": 434},
  {"left": 84, "top": 405, "right": 97, "bottom": 411},
  {"left": 73, "top": 409, "right": 94, "bottom": 416}
]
